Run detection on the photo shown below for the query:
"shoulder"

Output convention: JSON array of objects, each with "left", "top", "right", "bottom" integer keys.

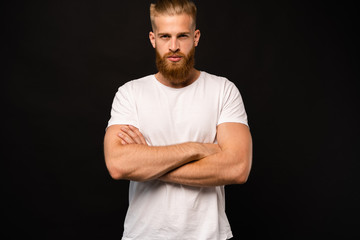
[
  {"left": 114, "top": 75, "right": 156, "bottom": 98},
  {"left": 200, "top": 71, "right": 238, "bottom": 90},
  {"left": 119, "top": 74, "right": 155, "bottom": 90},
  {"left": 112, "top": 75, "right": 156, "bottom": 101}
]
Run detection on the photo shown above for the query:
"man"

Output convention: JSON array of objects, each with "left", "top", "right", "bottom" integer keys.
[{"left": 104, "top": 0, "right": 252, "bottom": 239}]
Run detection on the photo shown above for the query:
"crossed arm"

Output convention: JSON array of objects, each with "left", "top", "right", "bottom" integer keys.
[{"left": 103, "top": 123, "right": 252, "bottom": 187}]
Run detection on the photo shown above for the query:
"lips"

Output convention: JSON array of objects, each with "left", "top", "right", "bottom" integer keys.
[{"left": 167, "top": 55, "right": 182, "bottom": 62}]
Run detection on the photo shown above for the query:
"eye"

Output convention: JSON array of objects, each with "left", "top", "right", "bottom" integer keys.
[
  {"left": 160, "top": 34, "right": 170, "bottom": 39},
  {"left": 178, "top": 34, "right": 189, "bottom": 38}
]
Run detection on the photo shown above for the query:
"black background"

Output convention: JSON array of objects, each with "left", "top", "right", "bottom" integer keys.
[{"left": 2, "top": 0, "right": 359, "bottom": 239}]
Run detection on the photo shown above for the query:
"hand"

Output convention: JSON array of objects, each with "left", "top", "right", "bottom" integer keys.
[
  {"left": 118, "top": 125, "right": 147, "bottom": 145},
  {"left": 204, "top": 143, "right": 222, "bottom": 156}
]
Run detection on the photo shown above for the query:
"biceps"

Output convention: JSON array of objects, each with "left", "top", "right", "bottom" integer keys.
[
  {"left": 217, "top": 123, "right": 252, "bottom": 157},
  {"left": 104, "top": 125, "right": 127, "bottom": 156}
]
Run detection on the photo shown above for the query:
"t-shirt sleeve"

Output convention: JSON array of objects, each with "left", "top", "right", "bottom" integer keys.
[
  {"left": 107, "top": 83, "right": 138, "bottom": 129},
  {"left": 217, "top": 81, "right": 248, "bottom": 127}
]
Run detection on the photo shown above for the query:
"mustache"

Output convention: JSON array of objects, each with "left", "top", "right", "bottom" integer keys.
[{"left": 163, "top": 51, "right": 186, "bottom": 58}]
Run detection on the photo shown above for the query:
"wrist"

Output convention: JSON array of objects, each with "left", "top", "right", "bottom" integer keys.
[{"left": 190, "top": 142, "right": 220, "bottom": 159}]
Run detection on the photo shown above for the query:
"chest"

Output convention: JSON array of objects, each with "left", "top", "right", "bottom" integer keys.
[{"left": 136, "top": 87, "right": 220, "bottom": 146}]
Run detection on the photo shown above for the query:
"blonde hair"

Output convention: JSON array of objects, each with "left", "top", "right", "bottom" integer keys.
[{"left": 150, "top": 0, "right": 197, "bottom": 30}]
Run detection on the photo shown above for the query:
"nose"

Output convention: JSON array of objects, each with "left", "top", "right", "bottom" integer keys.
[{"left": 169, "top": 37, "right": 179, "bottom": 53}]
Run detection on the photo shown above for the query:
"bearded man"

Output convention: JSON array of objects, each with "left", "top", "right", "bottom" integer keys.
[{"left": 104, "top": 0, "right": 253, "bottom": 239}]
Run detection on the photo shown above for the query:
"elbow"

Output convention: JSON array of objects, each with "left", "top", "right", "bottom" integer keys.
[
  {"left": 108, "top": 167, "right": 154, "bottom": 182},
  {"left": 233, "top": 172, "right": 249, "bottom": 184},
  {"left": 107, "top": 162, "right": 124, "bottom": 180},
  {"left": 105, "top": 156, "right": 153, "bottom": 182},
  {"left": 105, "top": 155, "right": 127, "bottom": 180},
  {"left": 108, "top": 166, "right": 124, "bottom": 180},
  {"left": 231, "top": 159, "right": 252, "bottom": 185}
]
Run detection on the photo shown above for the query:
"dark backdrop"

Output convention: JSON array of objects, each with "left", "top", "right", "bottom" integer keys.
[{"left": 2, "top": 0, "right": 359, "bottom": 239}]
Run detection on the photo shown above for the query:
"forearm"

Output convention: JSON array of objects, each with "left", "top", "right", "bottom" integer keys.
[
  {"left": 159, "top": 151, "right": 251, "bottom": 187},
  {"left": 105, "top": 140, "right": 217, "bottom": 181}
]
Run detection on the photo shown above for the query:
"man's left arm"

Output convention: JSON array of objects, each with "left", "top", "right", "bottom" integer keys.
[
  {"left": 158, "top": 122, "right": 252, "bottom": 187},
  {"left": 119, "top": 122, "right": 252, "bottom": 187}
]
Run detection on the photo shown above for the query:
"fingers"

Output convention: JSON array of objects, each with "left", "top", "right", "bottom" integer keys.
[
  {"left": 122, "top": 126, "right": 142, "bottom": 144},
  {"left": 118, "top": 125, "right": 147, "bottom": 145},
  {"left": 118, "top": 131, "right": 135, "bottom": 144},
  {"left": 128, "top": 125, "right": 147, "bottom": 145}
]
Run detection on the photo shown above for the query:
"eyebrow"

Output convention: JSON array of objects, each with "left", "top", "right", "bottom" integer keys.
[
  {"left": 177, "top": 32, "right": 191, "bottom": 36},
  {"left": 157, "top": 32, "right": 191, "bottom": 36}
]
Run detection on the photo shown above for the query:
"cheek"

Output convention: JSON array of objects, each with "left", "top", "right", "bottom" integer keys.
[
  {"left": 156, "top": 48, "right": 167, "bottom": 57},
  {"left": 182, "top": 42, "right": 195, "bottom": 53},
  {"left": 155, "top": 42, "right": 167, "bottom": 53}
]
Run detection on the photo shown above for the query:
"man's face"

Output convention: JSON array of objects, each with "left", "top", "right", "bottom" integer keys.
[
  {"left": 149, "top": 13, "right": 200, "bottom": 84},
  {"left": 155, "top": 44, "right": 195, "bottom": 85}
]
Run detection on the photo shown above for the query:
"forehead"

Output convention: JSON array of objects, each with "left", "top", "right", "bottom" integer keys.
[{"left": 153, "top": 13, "right": 194, "bottom": 33}]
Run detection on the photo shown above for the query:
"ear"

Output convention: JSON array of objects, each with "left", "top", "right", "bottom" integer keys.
[
  {"left": 194, "top": 29, "right": 201, "bottom": 47},
  {"left": 149, "top": 31, "right": 156, "bottom": 48}
]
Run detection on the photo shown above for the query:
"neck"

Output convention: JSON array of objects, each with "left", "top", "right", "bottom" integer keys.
[{"left": 155, "top": 68, "right": 200, "bottom": 88}]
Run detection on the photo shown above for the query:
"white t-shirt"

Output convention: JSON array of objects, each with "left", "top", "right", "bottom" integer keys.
[{"left": 107, "top": 71, "right": 248, "bottom": 240}]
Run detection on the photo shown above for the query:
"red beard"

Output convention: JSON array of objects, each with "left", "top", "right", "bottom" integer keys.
[{"left": 155, "top": 46, "right": 195, "bottom": 85}]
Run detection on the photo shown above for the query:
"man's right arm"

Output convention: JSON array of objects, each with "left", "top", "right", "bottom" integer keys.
[{"left": 104, "top": 124, "right": 220, "bottom": 181}]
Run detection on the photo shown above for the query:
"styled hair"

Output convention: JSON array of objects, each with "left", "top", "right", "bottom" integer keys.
[{"left": 150, "top": 0, "right": 197, "bottom": 30}]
